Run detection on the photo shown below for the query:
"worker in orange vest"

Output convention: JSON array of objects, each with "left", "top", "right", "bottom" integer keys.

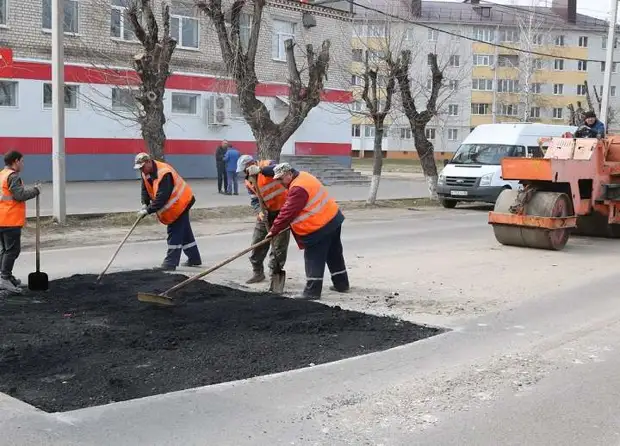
[
  {"left": 0, "top": 150, "right": 41, "bottom": 293},
  {"left": 236, "top": 154, "right": 290, "bottom": 287},
  {"left": 266, "top": 162, "right": 349, "bottom": 300},
  {"left": 134, "top": 152, "right": 202, "bottom": 271}
]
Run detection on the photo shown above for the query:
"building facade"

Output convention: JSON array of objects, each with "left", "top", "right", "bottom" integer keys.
[
  {"left": 349, "top": 0, "right": 619, "bottom": 159},
  {"left": 0, "top": 0, "right": 353, "bottom": 182}
]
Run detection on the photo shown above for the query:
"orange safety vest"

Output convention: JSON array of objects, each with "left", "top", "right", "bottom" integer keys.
[
  {"left": 0, "top": 168, "right": 26, "bottom": 227},
  {"left": 141, "top": 161, "right": 194, "bottom": 225},
  {"left": 244, "top": 160, "right": 288, "bottom": 211},
  {"left": 289, "top": 171, "right": 339, "bottom": 236}
]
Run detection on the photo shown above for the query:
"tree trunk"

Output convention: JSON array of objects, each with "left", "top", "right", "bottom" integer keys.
[
  {"left": 414, "top": 128, "right": 438, "bottom": 199},
  {"left": 139, "top": 94, "right": 166, "bottom": 160},
  {"left": 366, "top": 127, "right": 384, "bottom": 205},
  {"left": 256, "top": 132, "right": 285, "bottom": 162}
]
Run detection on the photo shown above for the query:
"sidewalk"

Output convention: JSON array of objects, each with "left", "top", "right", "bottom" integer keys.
[{"left": 28, "top": 177, "right": 429, "bottom": 217}]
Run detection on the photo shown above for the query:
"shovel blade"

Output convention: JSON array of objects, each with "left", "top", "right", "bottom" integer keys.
[
  {"left": 28, "top": 272, "right": 49, "bottom": 291},
  {"left": 269, "top": 270, "right": 286, "bottom": 294},
  {"left": 137, "top": 292, "right": 175, "bottom": 306}
]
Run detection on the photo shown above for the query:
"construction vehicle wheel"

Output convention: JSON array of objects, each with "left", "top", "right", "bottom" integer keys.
[{"left": 492, "top": 189, "right": 572, "bottom": 251}]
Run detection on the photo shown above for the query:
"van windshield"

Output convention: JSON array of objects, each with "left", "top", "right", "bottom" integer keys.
[{"left": 449, "top": 144, "right": 524, "bottom": 165}]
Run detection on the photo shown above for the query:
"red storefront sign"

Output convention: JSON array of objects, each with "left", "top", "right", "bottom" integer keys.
[{"left": 0, "top": 48, "right": 14, "bottom": 77}]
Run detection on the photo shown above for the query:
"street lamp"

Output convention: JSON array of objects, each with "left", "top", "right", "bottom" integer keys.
[
  {"left": 52, "top": 0, "right": 66, "bottom": 224},
  {"left": 601, "top": 0, "right": 618, "bottom": 127}
]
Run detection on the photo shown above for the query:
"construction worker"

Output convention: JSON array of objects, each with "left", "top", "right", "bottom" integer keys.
[
  {"left": 575, "top": 110, "right": 606, "bottom": 138},
  {"left": 266, "top": 162, "right": 349, "bottom": 300},
  {"left": 236, "top": 155, "right": 290, "bottom": 287},
  {"left": 134, "top": 152, "right": 202, "bottom": 271},
  {"left": 0, "top": 150, "right": 40, "bottom": 293}
]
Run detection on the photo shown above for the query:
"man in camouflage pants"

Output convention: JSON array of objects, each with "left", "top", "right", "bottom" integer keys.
[{"left": 237, "top": 155, "right": 290, "bottom": 289}]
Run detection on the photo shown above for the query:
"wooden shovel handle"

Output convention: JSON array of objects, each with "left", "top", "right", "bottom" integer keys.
[
  {"left": 249, "top": 175, "right": 272, "bottom": 232},
  {"left": 96, "top": 215, "right": 142, "bottom": 283}
]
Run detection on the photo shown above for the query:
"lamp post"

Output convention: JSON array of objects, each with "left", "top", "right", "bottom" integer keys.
[
  {"left": 601, "top": 0, "right": 618, "bottom": 127},
  {"left": 51, "top": 0, "right": 66, "bottom": 224}
]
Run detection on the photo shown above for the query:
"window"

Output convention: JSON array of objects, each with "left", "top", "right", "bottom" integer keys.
[
  {"left": 612, "top": 86, "right": 617, "bottom": 97},
  {"left": 530, "top": 107, "right": 540, "bottom": 118},
  {"left": 43, "top": 83, "right": 79, "bottom": 109},
  {"left": 473, "top": 27, "right": 494, "bottom": 43},
  {"left": 171, "top": 8, "right": 199, "bottom": 49},
  {"left": 0, "top": 0, "right": 6, "bottom": 26},
  {"left": 449, "top": 55, "right": 460, "bottom": 67},
  {"left": 602, "top": 36, "right": 618, "bottom": 49},
  {"left": 351, "top": 75, "right": 363, "bottom": 86},
  {"left": 553, "top": 107, "right": 563, "bottom": 119},
  {"left": 472, "top": 78, "right": 493, "bottom": 91},
  {"left": 578, "top": 60, "right": 587, "bottom": 71},
  {"left": 553, "top": 83, "right": 563, "bottom": 95},
  {"left": 554, "top": 59, "right": 564, "bottom": 71},
  {"left": 400, "top": 127, "right": 412, "bottom": 139},
  {"left": 111, "top": 87, "right": 138, "bottom": 109},
  {"left": 532, "top": 34, "right": 543, "bottom": 45},
  {"left": 449, "top": 80, "right": 458, "bottom": 91},
  {"left": 500, "top": 104, "right": 518, "bottom": 116},
  {"left": 425, "top": 128, "right": 436, "bottom": 140},
  {"left": 351, "top": 124, "right": 361, "bottom": 137},
  {"left": 473, "top": 54, "right": 494, "bottom": 66},
  {"left": 171, "top": 92, "right": 199, "bottom": 115},
  {"left": 239, "top": 13, "right": 252, "bottom": 50},
  {"left": 0, "top": 81, "right": 17, "bottom": 107},
  {"left": 531, "top": 83, "right": 542, "bottom": 94},
  {"left": 271, "top": 19, "right": 295, "bottom": 61},
  {"left": 497, "top": 79, "right": 519, "bottom": 93},
  {"left": 448, "top": 104, "right": 459, "bottom": 116},
  {"left": 43, "top": 0, "right": 78, "bottom": 33},
  {"left": 229, "top": 95, "right": 243, "bottom": 118},
  {"left": 404, "top": 28, "right": 414, "bottom": 41},
  {"left": 601, "top": 62, "right": 618, "bottom": 73},
  {"left": 497, "top": 55, "right": 518, "bottom": 67},
  {"left": 500, "top": 29, "right": 519, "bottom": 42},
  {"left": 533, "top": 59, "right": 543, "bottom": 70},
  {"left": 471, "top": 103, "right": 490, "bottom": 115},
  {"left": 364, "top": 125, "right": 375, "bottom": 138},
  {"left": 554, "top": 35, "right": 565, "bottom": 46},
  {"left": 369, "top": 50, "right": 385, "bottom": 64},
  {"left": 111, "top": 0, "right": 138, "bottom": 41},
  {"left": 351, "top": 100, "right": 364, "bottom": 112},
  {"left": 577, "top": 84, "right": 587, "bottom": 96},
  {"left": 579, "top": 36, "right": 588, "bottom": 47},
  {"left": 352, "top": 49, "right": 363, "bottom": 62},
  {"left": 368, "top": 22, "right": 386, "bottom": 37},
  {"left": 448, "top": 128, "right": 458, "bottom": 141},
  {"left": 428, "top": 29, "right": 438, "bottom": 41},
  {"left": 426, "top": 78, "right": 432, "bottom": 90}
]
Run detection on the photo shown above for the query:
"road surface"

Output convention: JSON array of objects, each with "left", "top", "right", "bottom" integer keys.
[{"left": 2, "top": 206, "right": 620, "bottom": 445}]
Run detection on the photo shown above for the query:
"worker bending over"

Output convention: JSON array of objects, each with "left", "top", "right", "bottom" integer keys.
[
  {"left": 236, "top": 155, "right": 290, "bottom": 287},
  {"left": 0, "top": 150, "right": 40, "bottom": 293},
  {"left": 575, "top": 110, "right": 606, "bottom": 138},
  {"left": 134, "top": 152, "right": 202, "bottom": 271},
  {"left": 266, "top": 163, "right": 349, "bottom": 300}
]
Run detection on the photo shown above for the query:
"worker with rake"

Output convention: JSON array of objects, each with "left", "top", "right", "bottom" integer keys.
[
  {"left": 134, "top": 152, "right": 202, "bottom": 271},
  {"left": 236, "top": 154, "right": 290, "bottom": 290},
  {"left": 266, "top": 162, "right": 349, "bottom": 300}
]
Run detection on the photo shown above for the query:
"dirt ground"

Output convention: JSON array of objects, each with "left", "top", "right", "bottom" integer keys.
[{"left": 0, "top": 270, "right": 443, "bottom": 413}]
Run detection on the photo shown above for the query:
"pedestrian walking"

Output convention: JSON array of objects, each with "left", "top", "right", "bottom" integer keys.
[
  {"left": 0, "top": 150, "right": 41, "bottom": 293},
  {"left": 215, "top": 140, "right": 228, "bottom": 194},
  {"left": 134, "top": 152, "right": 202, "bottom": 271},
  {"left": 223, "top": 145, "right": 240, "bottom": 195},
  {"left": 266, "top": 163, "right": 349, "bottom": 300}
]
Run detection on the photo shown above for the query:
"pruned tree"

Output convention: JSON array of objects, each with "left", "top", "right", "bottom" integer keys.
[
  {"left": 568, "top": 80, "right": 616, "bottom": 129},
  {"left": 126, "top": 0, "right": 177, "bottom": 159},
  {"left": 393, "top": 51, "right": 443, "bottom": 199},
  {"left": 197, "top": 0, "right": 331, "bottom": 161},
  {"left": 361, "top": 50, "right": 397, "bottom": 205}
]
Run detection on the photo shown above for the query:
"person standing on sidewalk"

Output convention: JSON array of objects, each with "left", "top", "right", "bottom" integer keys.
[
  {"left": 215, "top": 140, "right": 228, "bottom": 194},
  {"left": 0, "top": 150, "right": 41, "bottom": 293},
  {"left": 223, "top": 144, "right": 240, "bottom": 195},
  {"left": 134, "top": 152, "right": 202, "bottom": 271},
  {"left": 236, "top": 154, "right": 290, "bottom": 287},
  {"left": 266, "top": 163, "right": 349, "bottom": 300}
]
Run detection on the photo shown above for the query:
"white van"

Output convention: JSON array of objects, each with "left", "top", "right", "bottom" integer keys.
[{"left": 437, "top": 123, "right": 577, "bottom": 208}]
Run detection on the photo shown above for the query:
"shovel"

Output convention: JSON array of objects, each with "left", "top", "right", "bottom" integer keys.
[
  {"left": 137, "top": 228, "right": 290, "bottom": 307},
  {"left": 28, "top": 194, "right": 48, "bottom": 291},
  {"left": 249, "top": 176, "right": 287, "bottom": 294},
  {"left": 95, "top": 215, "right": 143, "bottom": 284}
]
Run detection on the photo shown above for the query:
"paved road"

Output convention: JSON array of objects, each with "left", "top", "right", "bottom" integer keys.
[
  {"left": 3, "top": 208, "right": 620, "bottom": 445},
  {"left": 28, "top": 177, "right": 428, "bottom": 217}
]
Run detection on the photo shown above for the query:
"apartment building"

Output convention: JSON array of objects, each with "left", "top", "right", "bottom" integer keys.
[
  {"left": 349, "top": 0, "right": 618, "bottom": 159},
  {"left": 0, "top": 0, "right": 352, "bottom": 182}
]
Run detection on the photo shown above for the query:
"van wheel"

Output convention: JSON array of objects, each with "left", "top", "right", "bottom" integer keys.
[{"left": 441, "top": 198, "right": 457, "bottom": 209}]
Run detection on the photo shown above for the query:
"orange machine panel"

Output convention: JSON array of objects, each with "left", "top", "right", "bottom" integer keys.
[{"left": 500, "top": 158, "right": 553, "bottom": 181}]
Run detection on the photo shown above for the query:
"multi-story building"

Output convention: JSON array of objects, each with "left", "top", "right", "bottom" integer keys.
[
  {"left": 0, "top": 0, "right": 353, "bottom": 182},
  {"left": 349, "top": 0, "right": 619, "bottom": 159}
]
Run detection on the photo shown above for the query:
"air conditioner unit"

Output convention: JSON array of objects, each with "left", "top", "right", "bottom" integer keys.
[{"left": 208, "top": 95, "right": 231, "bottom": 126}]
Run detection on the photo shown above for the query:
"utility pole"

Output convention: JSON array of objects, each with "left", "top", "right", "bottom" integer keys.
[
  {"left": 52, "top": 0, "right": 66, "bottom": 224},
  {"left": 492, "top": 25, "right": 499, "bottom": 123},
  {"left": 601, "top": 0, "right": 618, "bottom": 126}
]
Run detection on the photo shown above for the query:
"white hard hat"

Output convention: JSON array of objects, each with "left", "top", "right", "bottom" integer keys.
[{"left": 236, "top": 154, "right": 254, "bottom": 173}]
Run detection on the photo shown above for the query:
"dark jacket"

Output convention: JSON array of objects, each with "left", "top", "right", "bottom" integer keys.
[
  {"left": 576, "top": 119, "right": 606, "bottom": 138},
  {"left": 215, "top": 145, "right": 227, "bottom": 168},
  {"left": 140, "top": 161, "right": 195, "bottom": 218}
]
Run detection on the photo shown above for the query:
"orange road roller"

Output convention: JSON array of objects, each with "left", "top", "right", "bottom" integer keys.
[{"left": 488, "top": 135, "right": 620, "bottom": 250}]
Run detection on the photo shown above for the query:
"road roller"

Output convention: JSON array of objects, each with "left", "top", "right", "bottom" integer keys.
[{"left": 488, "top": 134, "right": 620, "bottom": 250}]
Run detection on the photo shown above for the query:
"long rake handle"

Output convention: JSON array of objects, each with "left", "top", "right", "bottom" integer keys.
[
  {"left": 163, "top": 227, "right": 291, "bottom": 296},
  {"left": 35, "top": 193, "right": 40, "bottom": 273},
  {"left": 96, "top": 216, "right": 142, "bottom": 283}
]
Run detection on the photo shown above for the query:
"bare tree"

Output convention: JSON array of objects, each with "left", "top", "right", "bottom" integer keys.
[
  {"left": 567, "top": 80, "right": 616, "bottom": 128},
  {"left": 197, "top": 0, "right": 331, "bottom": 161},
  {"left": 393, "top": 51, "right": 443, "bottom": 199}
]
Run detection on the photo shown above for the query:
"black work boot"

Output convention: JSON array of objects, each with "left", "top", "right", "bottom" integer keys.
[
  {"left": 246, "top": 269, "right": 265, "bottom": 284},
  {"left": 153, "top": 264, "right": 176, "bottom": 272}
]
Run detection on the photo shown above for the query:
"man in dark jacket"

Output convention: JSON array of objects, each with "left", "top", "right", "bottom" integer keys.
[
  {"left": 215, "top": 140, "right": 228, "bottom": 194},
  {"left": 575, "top": 111, "right": 606, "bottom": 138}
]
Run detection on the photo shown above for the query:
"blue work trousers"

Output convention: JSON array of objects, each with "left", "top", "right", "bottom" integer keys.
[
  {"left": 226, "top": 171, "right": 238, "bottom": 194},
  {"left": 163, "top": 211, "right": 202, "bottom": 267}
]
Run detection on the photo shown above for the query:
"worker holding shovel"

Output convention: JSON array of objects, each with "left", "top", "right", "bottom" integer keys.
[{"left": 237, "top": 155, "right": 290, "bottom": 291}]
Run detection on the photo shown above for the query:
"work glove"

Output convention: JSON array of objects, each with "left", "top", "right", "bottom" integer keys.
[
  {"left": 137, "top": 208, "right": 148, "bottom": 219},
  {"left": 247, "top": 165, "right": 260, "bottom": 176},
  {"left": 33, "top": 182, "right": 42, "bottom": 194},
  {"left": 257, "top": 211, "right": 266, "bottom": 221}
]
